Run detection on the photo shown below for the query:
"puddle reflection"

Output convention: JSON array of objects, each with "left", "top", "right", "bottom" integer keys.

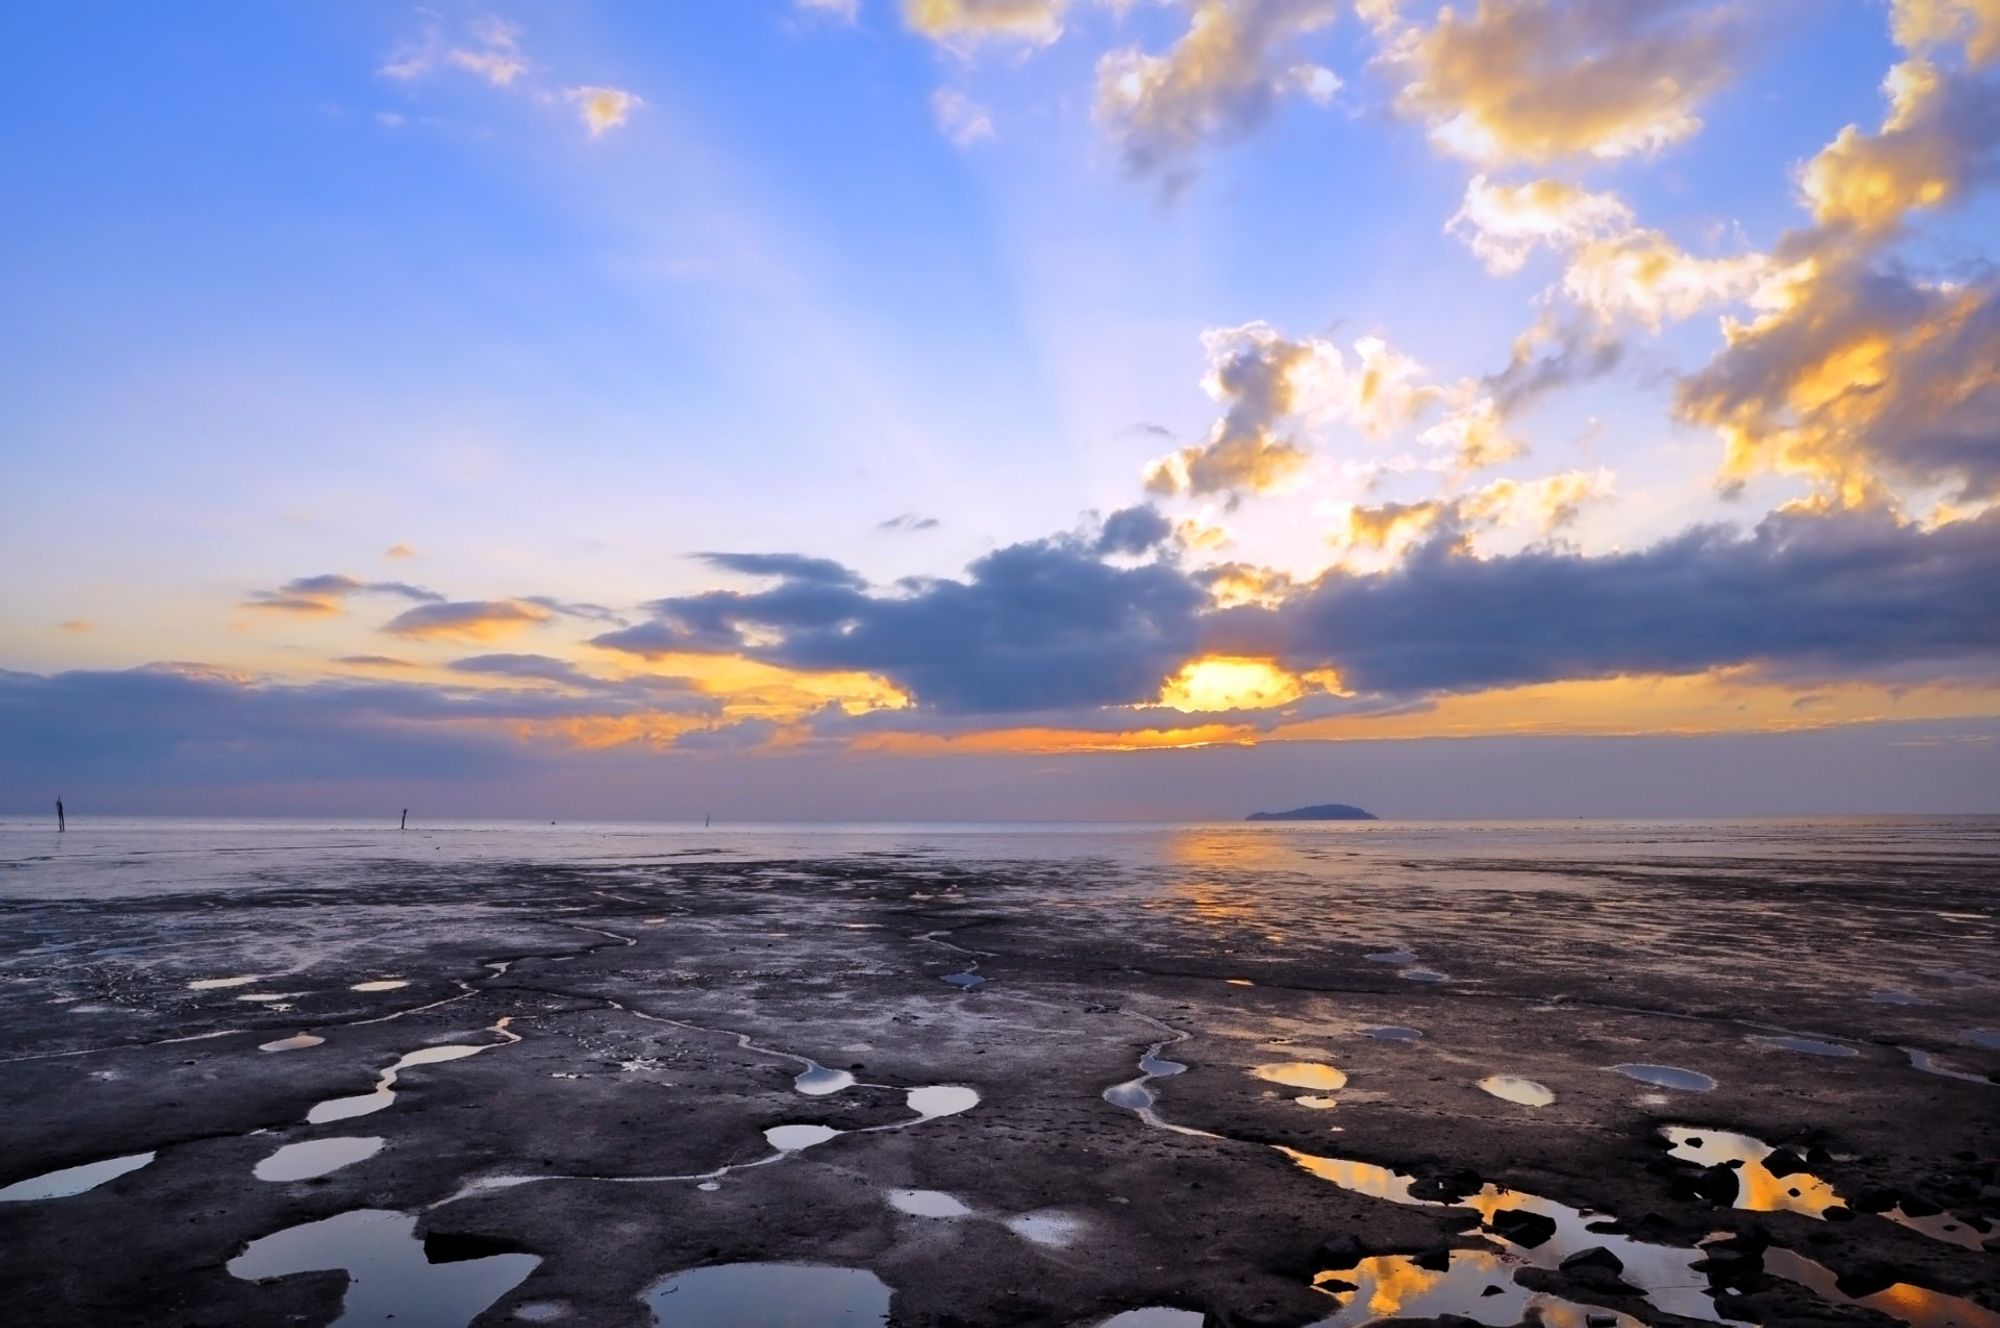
[
  {"left": 229, "top": 1209, "right": 537, "bottom": 1328},
  {"left": 1311, "top": 1250, "right": 1641, "bottom": 1327},
  {"left": 1611, "top": 1063, "right": 1715, "bottom": 1092},
  {"left": 1477, "top": 1076, "right": 1554, "bottom": 1107},
  {"left": 642, "top": 1263, "right": 891, "bottom": 1326},
  {"left": 0, "top": 1151, "right": 154, "bottom": 1202}
]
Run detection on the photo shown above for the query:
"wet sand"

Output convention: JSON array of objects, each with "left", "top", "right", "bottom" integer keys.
[{"left": 1, "top": 824, "right": 1996, "bottom": 1326}]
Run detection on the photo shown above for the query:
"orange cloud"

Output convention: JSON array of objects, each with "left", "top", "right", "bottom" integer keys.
[
  {"left": 852, "top": 723, "right": 1256, "bottom": 756},
  {"left": 382, "top": 599, "right": 553, "bottom": 641}
]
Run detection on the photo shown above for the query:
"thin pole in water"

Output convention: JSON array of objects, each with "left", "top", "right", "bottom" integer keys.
[
  {"left": 400, "top": 808, "right": 407, "bottom": 831},
  {"left": 57, "top": 798, "right": 65, "bottom": 833}
]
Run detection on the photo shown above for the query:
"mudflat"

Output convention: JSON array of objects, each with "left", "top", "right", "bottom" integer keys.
[{"left": 1, "top": 819, "right": 1996, "bottom": 1327}]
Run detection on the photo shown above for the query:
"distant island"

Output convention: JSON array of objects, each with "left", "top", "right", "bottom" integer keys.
[{"left": 1245, "top": 803, "right": 1378, "bottom": 822}]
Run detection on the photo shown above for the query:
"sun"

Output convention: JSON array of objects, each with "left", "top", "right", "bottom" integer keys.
[{"left": 1159, "top": 656, "right": 1309, "bottom": 713}]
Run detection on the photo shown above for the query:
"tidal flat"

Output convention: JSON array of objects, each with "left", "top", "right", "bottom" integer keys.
[{"left": 1, "top": 818, "right": 1996, "bottom": 1326}]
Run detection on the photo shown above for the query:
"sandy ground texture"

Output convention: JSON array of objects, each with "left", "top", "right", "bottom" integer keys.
[{"left": 1, "top": 832, "right": 1997, "bottom": 1327}]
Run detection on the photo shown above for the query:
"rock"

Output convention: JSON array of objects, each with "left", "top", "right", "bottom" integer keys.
[
  {"left": 1833, "top": 1261, "right": 1905, "bottom": 1300},
  {"left": 1695, "top": 1162, "right": 1742, "bottom": 1206},
  {"left": 1760, "top": 1147, "right": 1808, "bottom": 1177},
  {"left": 1560, "top": 1247, "right": 1625, "bottom": 1275},
  {"left": 422, "top": 1230, "right": 528, "bottom": 1264},
  {"left": 1485, "top": 1208, "right": 1558, "bottom": 1249}
]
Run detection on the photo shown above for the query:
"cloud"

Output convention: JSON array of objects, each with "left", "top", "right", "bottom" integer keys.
[
  {"left": 1892, "top": 0, "right": 2000, "bottom": 66},
  {"left": 1247, "top": 505, "right": 2000, "bottom": 693},
  {"left": 932, "top": 87, "right": 996, "bottom": 146},
  {"left": 243, "top": 575, "right": 444, "bottom": 615},
  {"left": 449, "top": 653, "right": 601, "bottom": 687},
  {"left": 600, "top": 535, "right": 1206, "bottom": 714},
  {"left": 1366, "top": 0, "right": 1741, "bottom": 165},
  {"left": 1144, "top": 321, "right": 1519, "bottom": 498},
  {"left": 1561, "top": 228, "right": 1769, "bottom": 328},
  {"left": 568, "top": 85, "right": 643, "bottom": 136},
  {"left": 1679, "top": 252, "right": 2000, "bottom": 504},
  {"left": 878, "top": 512, "right": 943, "bottom": 532},
  {"left": 381, "top": 599, "right": 554, "bottom": 641},
  {"left": 904, "top": 0, "right": 1067, "bottom": 49},
  {"left": 386, "top": 543, "right": 417, "bottom": 559},
  {"left": 59, "top": 619, "right": 91, "bottom": 634},
  {"left": 382, "top": 15, "right": 528, "bottom": 87},
  {"left": 1447, "top": 174, "right": 1634, "bottom": 275},
  {"left": 1448, "top": 174, "right": 1768, "bottom": 327},
  {"left": 1331, "top": 468, "right": 1614, "bottom": 565},
  {"left": 797, "top": 0, "right": 862, "bottom": 21},
  {"left": 1095, "top": 504, "right": 1174, "bottom": 555},
  {"left": 1797, "top": 57, "right": 1999, "bottom": 233},
  {"left": 697, "top": 551, "right": 868, "bottom": 588},
  {"left": 1093, "top": 0, "right": 1339, "bottom": 183},
  {"left": 449, "top": 18, "right": 530, "bottom": 87},
  {"left": 1674, "top": 14, "right": 2000, "bottom": 506},
  {"left": 335, "top": 655, "right": 416, "bottom": 669}
]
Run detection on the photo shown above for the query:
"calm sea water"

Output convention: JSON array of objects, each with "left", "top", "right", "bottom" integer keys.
[{"left": 2, "top": 815, "right": 1997, "bottom": 901}]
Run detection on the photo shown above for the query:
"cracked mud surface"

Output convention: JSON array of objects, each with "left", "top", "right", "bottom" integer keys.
[{"left": 1, "top": 819, "right": 1996, "bottom": 1326}]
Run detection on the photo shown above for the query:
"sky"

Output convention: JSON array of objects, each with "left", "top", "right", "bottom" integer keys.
[{"left": 3, "top": 0, "right": 1998, "bottom": 820}]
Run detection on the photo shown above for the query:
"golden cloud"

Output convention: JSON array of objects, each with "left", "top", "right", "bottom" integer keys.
[{"left": 1367, "top": 0, "right": 1738, "bottom": 165}]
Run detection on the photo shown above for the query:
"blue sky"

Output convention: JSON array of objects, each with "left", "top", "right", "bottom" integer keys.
[{"left": 3, "top": 1, "right": 1997, "bottom": 817}]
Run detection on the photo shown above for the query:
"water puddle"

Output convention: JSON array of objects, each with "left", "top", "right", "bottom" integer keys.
[
  {"left": 1664, "top": 1125, "right": 1992, "bottom": 1252},
  {"left": 642, "top": 1263, "right": 891, "bottom": 1326},
  {"left": 1477, "top": 1076, "right": 1554, "bottom": 1107},
  {"left": 905, "top": 1085, "right": 979, "bottom": 1120},
  {"left": 1760, "top": 1247, "right": 2000, "bottom": 1328},
  {"left": 941, "top": 971, "right": 985, "bottom": 990},
  {"left": 1904, "top": 1047, "right": 1996, "bottom": 1085},
  {"left": 1751, "top": 1035, "right": 1858, "bottom": 1058},
  {"left": 0, "top": 1151, "right": 155, "bottom": 1202},
  {"left": 1969, "top": 1029, "right": 2000, "bottom": 1051},
  {"left": 1870, "top": 990, "right": 1931, "bottom": 1006},
  {"left": 794, "top": 1062, "right": 855, "bottom": 1096},
  {"left": 1365, "top": 949, "right": 1416, "bottom": 965},
  {"left": 887, "top": 1188, "right": 971, "bottom": 1218},
  {"left": 1279, "top": 1148, "right": 1720, "bottom": 1321},
  {"left": 255, "top": 1136, "right": 384, "bottom": 1182},
  {"left": 1398, "top": 968, "right": 1448, "bottom": 983},
  {"left": 1361, "top": 1026, "right": 1421, "bottom": 1042},
  {"left": 765, "top": 1124, "right": 840, "bottom": 1152},
  {"left": 1251, "top": 1062, "right": 1348, "bottom": 1092},
  {"left": 1004, "top": 1210, "right": 1086, "bottom": 1247},
  {"left": 1099, "top": 1312, "right": 1203, "bottom": 1328},
  {"left": 1311, "top": 1250, "right": 1641, "bottom": 1327},
  {"left": 351, "top": 980, "right": 410, "bottom": 992},
  {"left": 260, "top": 1033, "right": 323, "bottom": 1052},
  {"left": 229, "top": 1209, "right": 538, "bottom": 1327},
  {"left": 1661, "top": 1127, "right": 1842, "bottom": 1217},
  {"left": 307, "top": 1020, "right": 518, "bottom": 1124},
  {"left": 188, "top": 975, "right": 261, "bottom": 990},
  {"left": 1611, "top": 1063, "right": 1715, "bottom": 1092},
  {"left": 236, "top": 992, "right": 301, "bottom": 1003}
]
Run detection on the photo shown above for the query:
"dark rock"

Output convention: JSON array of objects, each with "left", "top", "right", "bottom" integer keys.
[
  {"left": 1852, "top": 1187, "right": 1902, "bottom": 1214},
  {"left": 1695, "top": 1163, "right": 1742, "bottom": 1206},
  {"left": 1560, "top": 1247, "right": 1625, "bottom": 1275},
  {"left": 1485, "top": 1208, "right": 1558, "bottom": 1249},
  {"left": 1760, "top": 1147, "right": 1808, "bottom": 1177},
  {"left": 422, "top": 1230, "right": 528, "bottom": 1264},
  {"left": 1832, "top": 1261, "right": 1904, "bottom": 1300}
]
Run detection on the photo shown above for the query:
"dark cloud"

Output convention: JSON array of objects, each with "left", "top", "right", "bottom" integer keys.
[
  {"left": 599, "top": 536, "right": 1206, "bottom": 714},
  {"left": 449, "top": 653, "right": 600, "bottom": 687},
  {"left": 878, "top": 513, "right": 942, "bottom": 533},
  {"left": 335, "top": 655, "right": 417, "bottom": 668},
  {"left": 600, "top": 509, "right": 2000, "bottom": 716},
  {"left": 1095, "top": 505, "right": 1174, "bottom": 556},
  {"left": 696, "top": 552, "right": 867, "bottom": 588},
  {"left": 1234, "top": 507, "right": 2000, "bottom": 692},
  {"left": 521, "top": 596, "right": 628, "bottom": 626},
  {"left": 244, "top": 574, "right": 444, "bottom": 613}
]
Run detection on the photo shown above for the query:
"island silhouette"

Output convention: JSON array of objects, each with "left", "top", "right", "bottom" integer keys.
[{"left": 1245, "top": 802, "right": 1378, "bottom": 821}]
